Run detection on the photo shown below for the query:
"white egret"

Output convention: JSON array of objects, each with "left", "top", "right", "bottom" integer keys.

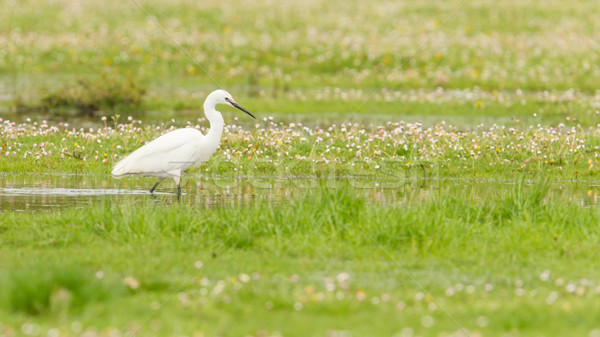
[{"left": 111, "top": 89, "right": 255, "bottom": 196}]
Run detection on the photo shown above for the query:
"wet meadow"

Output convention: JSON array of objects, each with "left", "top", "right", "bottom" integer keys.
[{"left": 2, "top": 0, "right": 600, "bottom": 336}]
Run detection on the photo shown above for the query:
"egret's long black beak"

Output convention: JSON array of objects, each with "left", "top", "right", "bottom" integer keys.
[{"left": 226, "top": 98, "right": 255, "bottom": 119}]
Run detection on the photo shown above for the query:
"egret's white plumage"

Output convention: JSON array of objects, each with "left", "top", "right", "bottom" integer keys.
[{"left": 112, "top": 89, "right": 254, "bottom": 195}]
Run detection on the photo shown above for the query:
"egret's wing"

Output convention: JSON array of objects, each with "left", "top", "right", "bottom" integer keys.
[{"left": 111, "top": 128, "right": 204, "bottom": 176}]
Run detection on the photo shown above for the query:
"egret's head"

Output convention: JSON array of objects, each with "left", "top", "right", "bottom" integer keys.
[{"left": 208, "top": 89, "right": 255, "bottom": 119}]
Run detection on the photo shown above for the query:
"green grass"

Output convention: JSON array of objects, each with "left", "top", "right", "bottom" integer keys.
[
  {"left": 2, "top": 183, "right": 600, "bottom": 336},
  {"left": 1, "top": 0, "right": 600, "bottom": 116},
  {"left": 2, "top": 0, "right": 600, "bottom": 335},
  {"left": 2, "top": 117, "right": 600, "bottom": 181}
]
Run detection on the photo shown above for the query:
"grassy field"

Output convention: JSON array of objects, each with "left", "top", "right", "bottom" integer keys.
[
  {"left": 2, "top": 0, "right": 599, "bottom": 91},
  {"left": 1, "top": 0, "right": 600, "bottom": 121},
  {"left": 2, "top": 0, "right": 600, "bottom": 336},
  {"left": 2, "top": 117, "right": 600, "bottom": 180},
  {"left": 3, "top": 184, "right": 600, "bottom": 337}
]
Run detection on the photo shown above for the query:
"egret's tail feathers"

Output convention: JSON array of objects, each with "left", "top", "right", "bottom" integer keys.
[
  {"left": 111, "top": 157, "right": 156, "bottom": 177},
  {"left": 111, "top": 159, "right": 131, "bottom": 177},
  {"left": 111, "top": 169, "right": 126, "bottom": 178}
]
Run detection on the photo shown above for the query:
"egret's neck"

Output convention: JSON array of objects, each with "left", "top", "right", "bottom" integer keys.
[{"left": 203, "top": 101, "right": 225, "bottom": 142}]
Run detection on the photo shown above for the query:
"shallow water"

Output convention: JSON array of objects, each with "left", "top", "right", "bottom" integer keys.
[
  {"left": 0, "top": 174, "right": 286, "bottom": 211},
  {"left": 1, "top": 173, "right": 600, "bottom": 212}
]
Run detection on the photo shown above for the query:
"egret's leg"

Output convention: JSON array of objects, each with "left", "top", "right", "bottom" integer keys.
[
  {"left": 150, "top": 178, "right": 165, "bottom": 193},
  {"left": 173, "top": 176, "right": 182, "bottom": 199}
]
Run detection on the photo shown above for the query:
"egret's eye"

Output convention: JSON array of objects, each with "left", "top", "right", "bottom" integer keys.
[{"left": 225, "top": 97, "right": 230, "bottom": 102}]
